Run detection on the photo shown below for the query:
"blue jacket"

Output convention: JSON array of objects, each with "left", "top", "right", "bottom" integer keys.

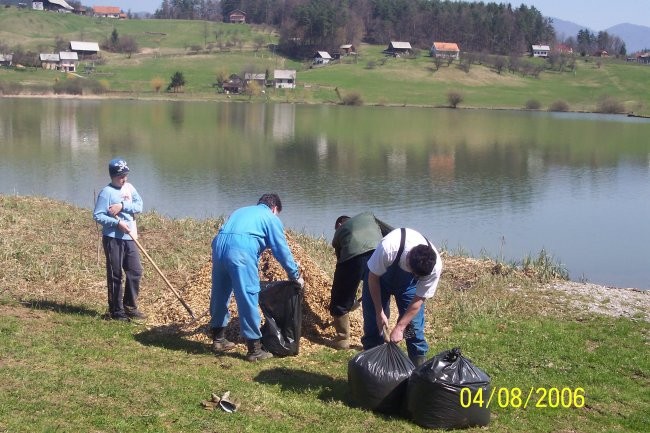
[
  {"left": 93, "top": 182, "right": 143, "bottom": 240},
  {"left": 215, "top": 203, "right": 299, "bottom": 280}
]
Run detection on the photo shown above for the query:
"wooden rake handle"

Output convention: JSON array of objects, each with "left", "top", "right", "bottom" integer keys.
[{"left": 131, "top": 236, "right": 196, "bottom": 319}]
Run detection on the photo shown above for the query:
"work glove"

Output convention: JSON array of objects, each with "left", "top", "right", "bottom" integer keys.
[{"left": 294, "top": 276, "right": 305, "bottom": 289}]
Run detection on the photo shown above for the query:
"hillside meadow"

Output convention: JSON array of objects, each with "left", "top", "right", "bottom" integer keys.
[{"left": 1, "top": 7, "right": 650, "bottom": 115}]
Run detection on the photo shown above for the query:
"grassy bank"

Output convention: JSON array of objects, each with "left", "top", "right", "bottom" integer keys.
[
  {"left": 1, "top": 7, "right": 650, "bottom": 115},
  {"left": 0, "top": 194, "right": 648, "bottom": 432}
]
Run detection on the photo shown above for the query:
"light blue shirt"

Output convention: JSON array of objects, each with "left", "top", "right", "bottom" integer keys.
[{"left": 93, "top": 182, "right": 143, "bottom": 240}]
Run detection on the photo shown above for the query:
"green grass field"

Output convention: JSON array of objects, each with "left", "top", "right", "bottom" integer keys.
[
  {"left": 2, "top": 7, "right": 649, "bottom": 115},
  {"left": 0, "top": 195, "right": 648, "bottom": 432}
]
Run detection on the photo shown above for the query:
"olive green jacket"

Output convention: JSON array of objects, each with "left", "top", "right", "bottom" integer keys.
[{"left": 332, "top": 212, "right": 393, "bottom": 263}]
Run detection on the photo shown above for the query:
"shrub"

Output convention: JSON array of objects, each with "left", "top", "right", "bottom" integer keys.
[
  {"left": 596, "top": 96, "right": 626, "bottom": 114},
  {"left": 447, "top": 91, "right": 464, "bottom": 108},
  {"left": 0, "top": 81, "right": 23, "bottom": 95},
  {"left": 52, "top": 78, "right": 107, "bottom": 95},
  {"left": 167, "top": 71, "right": 186, "bottom": 93},
  {"left": 548, "top": 100, "right": 569, "bottom": 112},
  {"left": 53, "top": 78, "right": 83, "bottom": 95},
  {"left": 151, "top": 76, "right": 165, "bottom": 93},
  {"left": 341, "top": 92, "right": 363, "bottom": 106},
  {"left": 525, "top": 99, "right": 541, "bottom": 110}
]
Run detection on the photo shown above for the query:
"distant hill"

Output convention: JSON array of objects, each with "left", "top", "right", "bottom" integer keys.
[
  {"left": 605, "top": 23, "right": 650, "bottom": 53},
  {"left": 550, "top": 17, "right": 588, "bottom": 41},
  {"left": 551, "top": 17, "right": 650, "bottom": 54}
]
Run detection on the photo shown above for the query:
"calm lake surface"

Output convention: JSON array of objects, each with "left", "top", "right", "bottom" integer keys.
[{"left": 1, "top": 98, "right": 649, "bottom": 289}]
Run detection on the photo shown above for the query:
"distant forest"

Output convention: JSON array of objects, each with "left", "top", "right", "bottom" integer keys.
[
  {"left": 153, "top": 0, "right": 556, "bottom": 56},
  {"left": 1, "top": 0, "right": 628, "bottom": 58}
]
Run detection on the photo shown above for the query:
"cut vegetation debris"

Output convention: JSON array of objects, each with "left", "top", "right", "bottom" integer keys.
[{"left": 1, "top": 195, "right": 647, "bottom": 353}]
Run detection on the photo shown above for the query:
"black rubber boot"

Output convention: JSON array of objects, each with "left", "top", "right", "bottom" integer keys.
[
  {"left": 246, "top": 339, "right": 273, "bottom": 362},
  {"left": 211, "top": 327, "right": 235, "bottom": 353}
]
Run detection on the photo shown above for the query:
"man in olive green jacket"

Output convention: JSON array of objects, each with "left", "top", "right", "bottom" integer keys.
[{"left": 330, "top": 212, "right": 393, "bottom": 349}]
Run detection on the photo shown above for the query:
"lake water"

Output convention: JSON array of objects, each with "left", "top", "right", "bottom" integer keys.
[{"left": 0, "top": 97, "right": 648, "bottom": 289}]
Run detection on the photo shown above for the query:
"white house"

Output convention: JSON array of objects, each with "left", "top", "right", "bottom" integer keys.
[
  {"left": 39, "top": 0, "right": 74, "bottom": 12},
  {"left": 59, "top": 51, "right": 78, "bottom": 71},
  {"left": 274, "top": 69, "right": 296, "bottom": 89},
  {"left": 313, "top": 51, "right": 333, "bottom": 64},
  {"left": 531, "top": 44, "right": 550, "bottom": 58},
  {"left": 0, "top": 54, "right": 13, "bottom": 67},
  {"left": 69, "top": 41, "right": 100, "bottom": 59}
]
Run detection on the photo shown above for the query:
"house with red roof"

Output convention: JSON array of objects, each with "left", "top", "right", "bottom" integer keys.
[
  {"left": 430, "top": 42, "right": 460, "bottom": 60},
  {"left": 92, "top": 5, "right": 125, "bottom": 18}
]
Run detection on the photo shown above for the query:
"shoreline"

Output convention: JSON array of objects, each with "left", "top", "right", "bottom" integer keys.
[
  {"left": 3, "top": 93, "right": 647, "bottom": 119},
  {"left": 1, "top": 193, "right": 648, "bottom": 298}
]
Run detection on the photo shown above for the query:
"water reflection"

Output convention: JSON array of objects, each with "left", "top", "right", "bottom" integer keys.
[{"left": 0, "top": 98, "right": 649, "bottom": 289}]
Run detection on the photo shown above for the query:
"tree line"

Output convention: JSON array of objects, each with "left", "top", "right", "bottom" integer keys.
[{"left": 152, "top": 0, "right": 555, "bottom": 57}]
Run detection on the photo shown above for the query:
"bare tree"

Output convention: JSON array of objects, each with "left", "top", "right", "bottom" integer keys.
[{"left": 447, "top": 91, "right": 464, "bottom": 108}]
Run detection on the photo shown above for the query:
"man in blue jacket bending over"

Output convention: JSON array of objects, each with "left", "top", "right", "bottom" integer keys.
[{"left": 209, "top": 193, "right": 304, "bottom": 361}]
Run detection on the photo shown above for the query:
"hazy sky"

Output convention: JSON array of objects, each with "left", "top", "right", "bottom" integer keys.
[{"left": 108, "top": 0, "right": 649, "bottom": 30}]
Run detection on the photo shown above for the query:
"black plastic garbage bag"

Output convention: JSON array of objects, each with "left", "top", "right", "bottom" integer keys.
[
  {"left": 259, "top": 280, "right": 302, "bottom": 357},
  {"left": 348, "top": 342, "right": 415, "bottom": 414},
  {"left": 406, "top": 347, "right": 490, "bottom": 429}
]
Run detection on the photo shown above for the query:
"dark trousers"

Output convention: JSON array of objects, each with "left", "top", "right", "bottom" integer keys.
[
  {"left": 102, "top": 236, "right": 143, "bottom": 318},
  {"left": 329, "top": 251, "right": 374, "bottom": 317}
]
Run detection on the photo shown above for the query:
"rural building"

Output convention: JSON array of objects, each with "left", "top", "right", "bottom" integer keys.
[
  {"left": 553, "top": 44, "right": 573, "bottom": 55},
  {"left": 313, "top": 51, "right": 333, "bottom": 64},
  {"left": 0, "top": 54, "right": 13, "bottom": 67},
  {"left": 244, "top": 72, "right": 266, "bottom": 88},
  {"left": 39, "top": 52, "right": 78, "bottom": 71},
  {"left": 430, "top": 42, "right": 460, "bottom": 59},
  {"left": 35, "top": 0, "right": 73, "bottom": 13},
  {"left": 92, "top": 6, "right": 125, "bottom": 18},
  {"left": 39, "top": 53, "right": 60, "bottom": 69},
  {"left": 594, "top": 50, "right": 609, "bottom": 57},
  {"left": 228, "top": 9, "right": 246, "bottom": 23},
  {"left": 69, "top": 41, "right": 100, "bottom": 59},
  {"left": 383, "top": 41, "right": 412, "bottom": 57},
  {"left": 59, "top": 51, "right": 78, "bottom": 71},
  {"left": 273, "top": 69, "right": 296, "bottom": 89},
  {"left": 222, "top": 74, "right": 244, "bottom": 93},
  {"left": 637, "top": 53, "right": 650, "bottom": 64},
  {"left": 339, "top": 44, "right": 356, "bottom": 55},
  {"left": 531, "top": 44, "right": 550, "bottom": 57}
]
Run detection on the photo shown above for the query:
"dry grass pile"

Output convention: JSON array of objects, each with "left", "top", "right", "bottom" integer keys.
[
  {"left": 2, "top": 195, "right": 552, "bottom": 357},
  {"left": 142, "top": 234, "right": 365, "bottom": 353},
  {"left": 141, "top": 240, "right": 521, "bottom": 353}
]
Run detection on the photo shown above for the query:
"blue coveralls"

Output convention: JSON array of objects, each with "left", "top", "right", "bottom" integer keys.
[
  {"left": 360, "top": 229, "right": 428, "bottom": 361},
  {"left": 209, "top": 203, "right": 300, "bottom": 340}
]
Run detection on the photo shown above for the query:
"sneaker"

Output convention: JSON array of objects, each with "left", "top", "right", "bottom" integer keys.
[
  {"left": 125, "top": 309, "right": 147, "bottom": 320},
  {"left": 111, "top": 314, "right": 130, "bottom": 322}
]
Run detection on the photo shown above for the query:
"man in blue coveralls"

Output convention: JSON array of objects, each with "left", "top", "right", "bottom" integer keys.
[{"left": 209, "top": 193, "right": 304, "bottom": 361}]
